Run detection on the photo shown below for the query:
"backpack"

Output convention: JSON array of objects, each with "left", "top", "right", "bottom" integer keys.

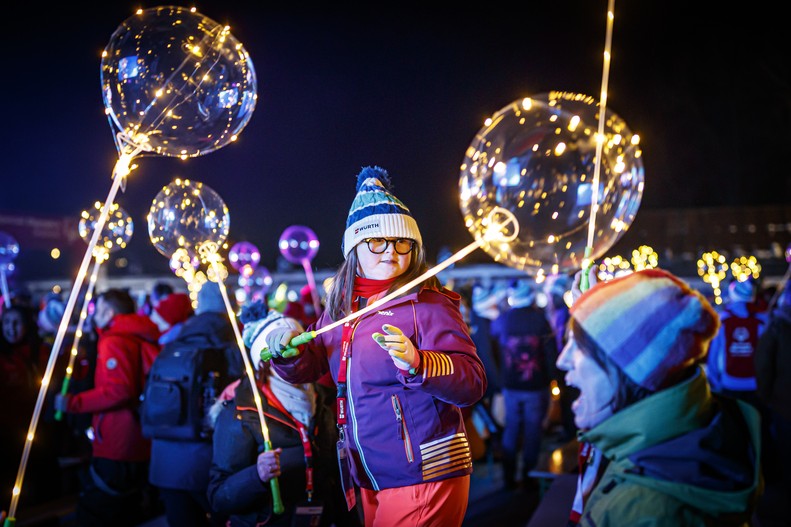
[
  {"left": 722, "top": 308, "right": 761, "bottom": 379},
  {"left": 140, "top": 342, "right": 235, "bottom": 441}
]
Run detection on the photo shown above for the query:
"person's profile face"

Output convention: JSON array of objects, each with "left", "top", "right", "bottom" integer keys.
[
  {"left": 556, "top": 331, "right": 616, "bottom": 430},
  {"left": 92, "top": 297, "right": 115, "bottom": 330},
  {"left": 2, "top": 310, "right": 26, "bottom": 344}
]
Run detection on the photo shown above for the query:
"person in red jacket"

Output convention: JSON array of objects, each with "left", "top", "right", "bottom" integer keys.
[{"left": 55, "top": 288, "right": 162, "bottom": 527}]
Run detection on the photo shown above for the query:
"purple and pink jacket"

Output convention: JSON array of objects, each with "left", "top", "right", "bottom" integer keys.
[{"left": 272, "top": 285, "right": 487, "bottom": 491}]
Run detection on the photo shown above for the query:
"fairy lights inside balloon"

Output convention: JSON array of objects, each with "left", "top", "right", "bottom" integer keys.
[{"left": 459, "top": 91, "right": 644, "bottom": 276}]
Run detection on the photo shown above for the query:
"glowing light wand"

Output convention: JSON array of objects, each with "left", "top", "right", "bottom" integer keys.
[
  {"left": 202, "top": 245, "right": 285, "bottom": 515},
  {"left": 54, "top": 252, "right": 105, "bottom": 421},
  {"left": 580, "top": 0, "right": 616, "bottom": 293},
  {"left": 261, "top": 207, "right": 518, "bottom": 361},
  {"left": 4, "top": 149, "right": 142, "bottom": 526}
]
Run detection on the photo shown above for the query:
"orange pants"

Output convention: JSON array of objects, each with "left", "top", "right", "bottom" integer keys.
[{"left": 360, "top": 475, "right": 470, "bottom": 527}]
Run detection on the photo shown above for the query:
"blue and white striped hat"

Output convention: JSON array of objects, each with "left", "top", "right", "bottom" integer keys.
[{"left": 342, "top": 166, "right": 422, "bottom": 259}]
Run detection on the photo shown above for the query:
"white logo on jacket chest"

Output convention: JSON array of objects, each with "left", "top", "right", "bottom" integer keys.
[{"left": 377, "top": 310, "right": 394, "bottom": 316}]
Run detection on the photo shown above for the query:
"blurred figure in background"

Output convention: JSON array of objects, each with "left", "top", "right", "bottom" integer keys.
[
  {"left": 284, "top": 283, "right": 321, "bottom": 328},
  {"left": 491, "top": 279, "right": 558, "bottom": 491},
  {"left": 0, "top": 304, "right": 61, "bottom": 512},
  {"left": 37, "top": 291, "right": 67, "bottom": 344},
  {"left": 543, "top": 273, "right": 577, "bottom": 441},
  {"left": 706, "top": 277, "right": 768, "bottom": 409},
  {"left": 755, "top": 284, "right": 791, "bottom": 522},
  {"left": 147, "top": 283, "right": 237, "bottom": 527},
  {"left": 54, "top": 288, "right": 161, "bottom": 527}
]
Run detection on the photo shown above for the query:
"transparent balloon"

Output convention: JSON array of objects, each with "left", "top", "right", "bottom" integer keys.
[
  {"left": 78, "top": 202, "right": 134, "bottom": 256},
  {"left": 101, "top": 5, "right": 257, "bottom": 158},
  {"left": 0, "top": 231, "right": 20, "bottom": 266},
  {"left": 228, "top": 241, "right": 261, "bottom": 272},
  {"left": 459, "top": 91, "right": 644, "bottom": 276},
  {"left": 278, "top": 225, "right": 319, "bottom": 265},
  {"left": 148, "top": 178, "right": 230, "bottom": 262}
]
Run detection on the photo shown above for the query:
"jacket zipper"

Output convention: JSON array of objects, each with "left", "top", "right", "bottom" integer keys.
[
  {"left": 390, "top": 394, "right": 414, "bottom": 463},
  {"left": 346, "top": 320, "right": 380, "bottom": 489}
]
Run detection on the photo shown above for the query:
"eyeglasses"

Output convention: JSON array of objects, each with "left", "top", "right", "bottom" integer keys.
[{"left": 363, "top": 238, "right": 415, "bottom": 255}]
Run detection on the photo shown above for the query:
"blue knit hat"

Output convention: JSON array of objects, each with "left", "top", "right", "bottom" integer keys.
[
  {"left": 728, "top": 278, "right": 756, "bottom": 303},
  {"left": 196, "top": 281, "right": 224, "bottom": 314},
  {"left": 508, "top": 279, "right": 537, "bottom": 308},
  {"left": 342, "top": 166, "right": 422, "bottom": 258}
]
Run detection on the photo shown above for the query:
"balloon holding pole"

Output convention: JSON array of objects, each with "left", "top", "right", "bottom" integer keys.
[
  {"left": 55, "top": 203, "right": 134, "bottom": 422},
  {"left": 4, "top": 153, "right": 139, "bottom": 526},
  {"left": 54, "top": 257, "right": 101, "bottom": 422},
  {"left": 5, "top": 5, "right": 260, "bottom": 523},
  {"left": 261, "top": 208, "right": 519, "bottom": 363},
  {"left": 202, "top": 246, "right": 285, "bottom": 515}
]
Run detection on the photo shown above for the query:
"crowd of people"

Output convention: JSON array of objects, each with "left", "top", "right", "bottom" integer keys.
[{"left": 0, "top": 165, "right": 788, "bottom": 526}]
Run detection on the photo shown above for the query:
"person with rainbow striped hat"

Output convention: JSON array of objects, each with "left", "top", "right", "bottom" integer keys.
[{"left": 556, "top": 268, "right": 762, "bottom": 526}]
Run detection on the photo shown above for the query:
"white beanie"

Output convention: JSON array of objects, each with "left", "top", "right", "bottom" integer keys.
[
  {"left": 342, "top": 166, "right": 422, "bottom": 258},
  {"left": 241, "top": 303, "right": 304, "bottom": 370}
]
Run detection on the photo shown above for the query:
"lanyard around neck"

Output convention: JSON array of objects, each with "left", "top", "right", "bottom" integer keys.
[{"left": 259, "top": 380, "right": 315, "bottom": 500}]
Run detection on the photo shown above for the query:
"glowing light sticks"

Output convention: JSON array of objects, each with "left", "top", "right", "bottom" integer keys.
[
  {"left": 55, "top": 203, "right": 133, "bottom": 421},
  {"left": 201, "top": 245, "right": 286, "bottom": 514},
  {"left": 5, "top": 6, "right": 257, "bottom": 523},
  {"left": 261, "top": 208, "right": 518, "bottom": 361}
]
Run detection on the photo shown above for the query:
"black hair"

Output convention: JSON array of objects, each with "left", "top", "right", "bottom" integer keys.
[
  {"left": 97, "top": 288, "right": 136, "bottom": 315},
  {"left": 1, "top": 304, "right": 43, "bottom": 353},
  {"left": 151, "top": 282, "right": 174, "bottom": 301}
]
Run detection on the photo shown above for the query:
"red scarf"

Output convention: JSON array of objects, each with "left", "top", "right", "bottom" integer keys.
[{"left": 353, "top": 276, "right": 397, "bottom": 300}]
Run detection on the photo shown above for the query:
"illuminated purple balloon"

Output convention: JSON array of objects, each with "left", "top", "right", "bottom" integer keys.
[
  {"left": 238, "top": 265, "right": 272, "bottom": 294},
  {"left": 0, "top": 231, "right": 20, "bottom": 266},
  {"left": 786, "top": 243, "right": 791, "bottom": 264},
  {"left": 278, "top": 225, "right": 319, "bottom": 264},
  {"left": 228, "top": 241, "right": 261, "bottom": 272}
]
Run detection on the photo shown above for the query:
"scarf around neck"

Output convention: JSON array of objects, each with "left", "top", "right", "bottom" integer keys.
[{"left": 353, "top": 276, "right": 397, "bottom": 300}]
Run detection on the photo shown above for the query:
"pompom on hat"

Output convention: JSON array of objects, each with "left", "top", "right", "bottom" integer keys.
[
  {"left": 569, "top": 268, "right": 720, "bottom": 392},
  {"left": 342, "top": 166, "right": 422, "bottom": 258}
]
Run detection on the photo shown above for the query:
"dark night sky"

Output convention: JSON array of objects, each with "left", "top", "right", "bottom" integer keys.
[{"left": 1, "top": 2, "right": 788, "bottom": 282}]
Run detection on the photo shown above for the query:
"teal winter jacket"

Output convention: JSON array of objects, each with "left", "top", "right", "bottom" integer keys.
[{"left": 576, "top": 368, "right": 762, "bottom": 527}]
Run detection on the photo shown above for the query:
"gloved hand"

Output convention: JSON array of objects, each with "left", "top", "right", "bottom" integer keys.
[
  {"left": 372, "top": 324, "right": 420, "bottom": 373},
  {"left": 54, "top": 393, "right": 71, "bottom": 413},
  {"left": 571, "top": 265, "right": 598, "bottom": 303},
  {"left": 256, "top": 447, "right": 282, "bottom": 482},
  {"left": 265, "top": 324, "right": 303, "bottom": 359}
]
